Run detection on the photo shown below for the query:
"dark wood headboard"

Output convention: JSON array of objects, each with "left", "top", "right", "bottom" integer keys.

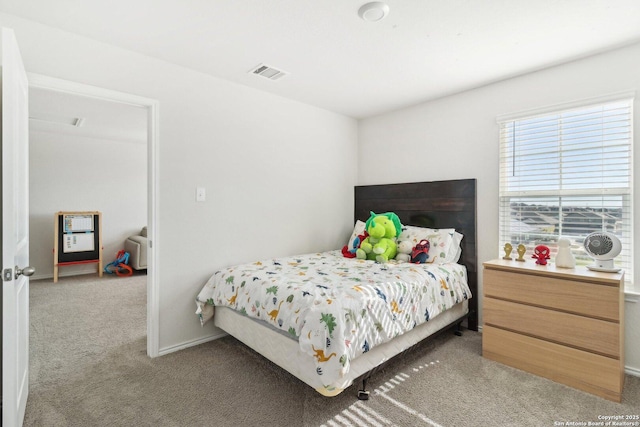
[{"left": 354, "top": 179, "right": 478, "bottom": 331}]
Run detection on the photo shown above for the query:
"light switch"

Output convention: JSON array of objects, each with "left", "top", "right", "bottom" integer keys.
[{"left": 196, "top": 187, "right": 206, "bottom": 202}]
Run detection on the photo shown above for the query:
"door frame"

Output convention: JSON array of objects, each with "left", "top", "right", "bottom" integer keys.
[{"left": 27, "top": 73, "right": 161, "bottom": 357}]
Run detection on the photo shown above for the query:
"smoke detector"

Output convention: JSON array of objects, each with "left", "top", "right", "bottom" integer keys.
[
  {"left": 249, "top": 64, "right": 287, "bottom": 81},
  {"left": 358, "top": 2, "right": 390, "bottom": 22}
]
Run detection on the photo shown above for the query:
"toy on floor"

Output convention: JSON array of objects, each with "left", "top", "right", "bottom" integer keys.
[{"left": 104, "top": 250, "right": 133, "bottom": 277}]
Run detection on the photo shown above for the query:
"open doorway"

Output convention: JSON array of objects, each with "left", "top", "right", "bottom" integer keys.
[
  {"left": 29, "top": 87, "right": 148, "bottom": 279},
  {"left": 26, "top": 74, "right": 159, "bottom": 357}
]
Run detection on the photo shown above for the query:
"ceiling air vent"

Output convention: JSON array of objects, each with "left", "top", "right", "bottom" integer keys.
[
  {"left": 249, "top": 63, "right": 287, "bottom": 81},
  {"left": 29, "top": 115, "right": 86, "bottom": 127}
]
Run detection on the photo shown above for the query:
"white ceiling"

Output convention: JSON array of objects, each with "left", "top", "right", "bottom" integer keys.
[
  {"left": 5, "top": 0, "right": 640, "bottom": 118},
  {"left": 29, "top": 87, "right": 147, "bottom": 144}
]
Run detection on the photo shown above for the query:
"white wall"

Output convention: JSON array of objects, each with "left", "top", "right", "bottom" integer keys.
[
  {"left": 358, "top": 42, "right": 640, "bottom": 373},
  {"left": 29, "top": 130, "right": 147, "bottom": 279},
  {"left": 1, "top": 14, "right": 358, "bottom": 351}
]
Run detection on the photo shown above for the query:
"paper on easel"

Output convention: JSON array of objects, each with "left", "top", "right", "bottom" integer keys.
[
  {"left": 63, "top": 233, "right": 94, "bottom": 253},
  {"left": 63, "top": 214, "right": 93, "bottom": 233}
]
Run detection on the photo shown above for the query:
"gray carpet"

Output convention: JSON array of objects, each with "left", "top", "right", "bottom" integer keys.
[{"left": 25, "top": 274, "right": 640, "bottom": 427}]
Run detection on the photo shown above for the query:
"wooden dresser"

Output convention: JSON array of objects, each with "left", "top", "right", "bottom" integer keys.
[{"left": 482, "top": 259, "right": 625, "bottom": 402}]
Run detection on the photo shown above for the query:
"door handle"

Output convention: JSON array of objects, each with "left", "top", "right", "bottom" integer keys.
[{"left": 15, "top": 265, "right": 35, "bottom": 279}]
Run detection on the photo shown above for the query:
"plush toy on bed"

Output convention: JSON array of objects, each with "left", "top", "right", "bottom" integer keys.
[
  {"left": 410, "top": 239, "right": 430, "bottom": 264},
  {"left": 341, "top": 231, "right": 369, "bottom": 258},
  {"left": 395, "top": 240, "right": 413, "bottom": 263},
  {"left": 356, "top": 211, "right": 402, "bottom": 263}
]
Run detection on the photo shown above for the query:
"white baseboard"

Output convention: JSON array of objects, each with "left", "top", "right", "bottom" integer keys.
[
  {"left": 157, "top": 331, "right": 227, "bottom": 357},
  {"left": 626, "top": 366, "right": 640, "bottom": 377},
  {"left": 31, "top": 268, "right": 100, "bottom": 281}
]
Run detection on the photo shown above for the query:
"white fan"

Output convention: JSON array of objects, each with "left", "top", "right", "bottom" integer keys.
[{"left": 583, "top": 231, "right": 622, "bottom": 273}]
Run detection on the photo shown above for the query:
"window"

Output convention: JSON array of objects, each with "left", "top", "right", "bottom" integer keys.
[{"left": 498, "top": 94, "right": 633, "bottom": 281}]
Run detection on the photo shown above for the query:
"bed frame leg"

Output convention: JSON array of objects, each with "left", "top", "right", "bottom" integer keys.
[
  {"left": 357, "top": 377, "right": 370, "bottom": 400},
  {"left": 454, "top": 322, "right": 463, "bottom": 336}
]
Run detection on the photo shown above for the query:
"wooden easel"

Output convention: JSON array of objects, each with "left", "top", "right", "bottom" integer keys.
[{"left": 53, "top": 211, "right": 103, "bottom": 283}]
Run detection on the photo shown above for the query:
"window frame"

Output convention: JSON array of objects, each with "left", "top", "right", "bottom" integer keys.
[{"left": 497, "top": 92, "right": 634, "bottom": 285}]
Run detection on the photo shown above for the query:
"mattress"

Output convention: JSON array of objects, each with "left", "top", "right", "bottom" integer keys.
[
  {"left": 214, "top": 300, "right": 468, "bottom": 396},
  {"left": 196, "top": 250, "right": 472, "bottom": 395}
]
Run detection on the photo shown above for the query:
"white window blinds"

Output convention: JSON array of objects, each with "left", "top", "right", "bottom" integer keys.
[{"left": 498, "top": 95, "right": 633, "bottom": 279}]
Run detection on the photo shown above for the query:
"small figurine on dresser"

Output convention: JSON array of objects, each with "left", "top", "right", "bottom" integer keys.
[
  {"left": 532, "top": 244, "right": 551, "bottom": 265},
  {"left": 555, "top": 237, "right": 576, "bottom": 268},
  {"left": 516, "top": 244, "right": 526, "bottom": 262},
  {"left": 503, "top": 242, "right": 513, "bottom": 260}
]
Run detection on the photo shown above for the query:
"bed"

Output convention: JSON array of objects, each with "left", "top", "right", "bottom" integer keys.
[{"left": 195, "top": 179, "right": 477, "bottom": 397}]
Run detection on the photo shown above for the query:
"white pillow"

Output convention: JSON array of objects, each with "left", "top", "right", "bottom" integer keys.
[
  {"left": 450, "top": 231, "right": 464, "bottom": 263},
  {"left": 346, "top": 220, "right": 366, "bottom": 250},
  {"left": 397, "top": 225, "right": 463, "bottom": 264}
]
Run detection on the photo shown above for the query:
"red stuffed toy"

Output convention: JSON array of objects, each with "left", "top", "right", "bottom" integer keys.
[
  {"left": 342, "top": 231, "right": 369, "bottom": 258},
  {"left": 411, "top": 239, "right": 430, "bottom": 264},
  {"left": 532, "top": 244, "right": 550, "bottom": 265}
]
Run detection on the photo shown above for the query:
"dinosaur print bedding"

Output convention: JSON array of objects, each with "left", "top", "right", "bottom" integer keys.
[{"left": 195, "top": 250, "right": 471, "bottom": 389}]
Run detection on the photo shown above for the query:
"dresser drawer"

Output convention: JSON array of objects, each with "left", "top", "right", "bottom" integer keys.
[
  {"left": 484, "top": 298, "right": 619, "bottom": 358},
  {"left": 483, "top": 326, "right": 623, "bottom": 402},
  {"left": 484, "top": 268, "right": 619, "bottom": 321}
]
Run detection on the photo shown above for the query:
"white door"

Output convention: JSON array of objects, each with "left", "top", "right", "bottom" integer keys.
[{"left": 2, "top": 28, "right": 32, "bottom": 427}]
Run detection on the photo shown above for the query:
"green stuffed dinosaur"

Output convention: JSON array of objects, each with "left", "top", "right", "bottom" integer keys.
[{"left": 356, "top": 211, "right": 402, "bottom": 262}]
